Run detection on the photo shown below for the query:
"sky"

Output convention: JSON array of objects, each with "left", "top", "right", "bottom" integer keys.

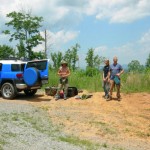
[{"left": 0, "top": 0, "right": 150, "bottom": 68}]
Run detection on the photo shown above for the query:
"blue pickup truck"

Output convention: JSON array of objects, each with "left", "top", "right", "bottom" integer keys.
[{"left": 0, "top": 59, "right": 49, "bottom": 99}]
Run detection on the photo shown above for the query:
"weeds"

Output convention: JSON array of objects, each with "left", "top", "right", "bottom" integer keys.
[{"left": 46, "top": 70, "right": 150, "bottom": 93}]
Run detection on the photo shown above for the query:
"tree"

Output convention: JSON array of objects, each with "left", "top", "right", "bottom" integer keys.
[
  {"left": 30, "top": 51, "right": 46, "bottom": 60},
  {"left": 85, "top": 48, "right": 94, "bottom": 68},
  {"left": 145, "top": 53, "right": 150, "bottom": 68},
  {"left": 16, "top": 40, "right": 26, "bottom": 58},
  {"left": 71, "top": 43, "right": 80, "bottom": 71},
  {"left": 85, "top": 48, "right": 104, "bottom": 69},
  {"left": 51, "top": 52, "right": 63, "bottom": 69},
  {"left": 3, "top": 11, "right": 44, "bottom": 60},
  {"left": 64, "top": 43, "right": 80, "bottom": 70},
  {"left": 0, "top": 45, "right": 15, "bottom": 59},
  {"left": 128, "top": 60, "right": 144, "bottom": 72},
  {"left": 64, "top": 49, "right": 72, "bottom": 69}
]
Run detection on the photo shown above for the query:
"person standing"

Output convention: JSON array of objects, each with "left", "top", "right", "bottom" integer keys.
[
  {"left": 102, "top": 59, "right": 110, "bottom": 99},
  {"left": 55, "top": 60, "right": 70, "bottom": 100},
  {"left": 108, "top": 56, "right": 124, "bottom": 100}
]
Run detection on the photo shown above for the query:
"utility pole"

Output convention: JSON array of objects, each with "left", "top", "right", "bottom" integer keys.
[{"left": 45, "top": 29, "right": 47, "bottom": 58}]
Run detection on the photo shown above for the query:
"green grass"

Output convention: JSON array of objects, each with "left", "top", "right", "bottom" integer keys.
[
  {"left": 58, "top": 135, "right": 100, "bottom": 150},
  {"left": 45, "top": 69, "right": 150, "bottom": 93}
]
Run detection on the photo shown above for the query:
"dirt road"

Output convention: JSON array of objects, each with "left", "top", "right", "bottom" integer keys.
[{"left": 0, "top": 91, "right": 150, "bottom": 150}]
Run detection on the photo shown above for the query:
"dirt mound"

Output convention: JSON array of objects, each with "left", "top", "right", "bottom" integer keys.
[{"left": 1, "top": 91, "right": 150, "bottom": 149}]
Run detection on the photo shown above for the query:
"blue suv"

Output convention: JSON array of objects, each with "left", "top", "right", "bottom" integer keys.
[{"left": 0, "top": 59, "right": 49, "bottom": 99}]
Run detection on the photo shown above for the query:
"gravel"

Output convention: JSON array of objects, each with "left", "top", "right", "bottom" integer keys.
[{"left": 0, "top": 102, "right": 83, "bottom": 150}]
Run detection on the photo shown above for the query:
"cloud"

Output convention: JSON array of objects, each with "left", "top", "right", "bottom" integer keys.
[
  {"left": 34, "top": 30, "right": 79, "bottom": 53},
  {"left": 94, "top": 29, "right": 150, "bottom": 65},
  {"left": 139, "top": 29, "right": 150, "bottom": 45},
  {"left": 86, "top": 0, "right": 150, "bottom": 23},
  {"left": 0, "top": 0, "right": 85, "bottom": 29},
  {"left": 1, "top": 0, "right": 150, "bottom": 31}
]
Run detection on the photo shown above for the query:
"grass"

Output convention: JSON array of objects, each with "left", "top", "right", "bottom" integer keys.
[
  {"left": 45, "top": 69, "right": 150, "bottom": 93},
  {"left": 90, "top": 121, "right": 117, "bottom": 135},
  {"left": 58, "top": 135, "right": 100, "bottom": 150}
]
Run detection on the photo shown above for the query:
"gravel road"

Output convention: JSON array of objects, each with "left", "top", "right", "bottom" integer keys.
[{"left": 0, "top": 101, "right": 83, "bottom": 150}]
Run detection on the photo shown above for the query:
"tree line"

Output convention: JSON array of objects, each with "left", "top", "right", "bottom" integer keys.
[{"left": 0, "top": 11, "right": 150, "bottom": 74}]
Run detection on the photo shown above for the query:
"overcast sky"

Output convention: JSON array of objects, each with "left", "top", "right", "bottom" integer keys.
[{"left": 0, "top": 0, "right": 150, "bottom": 67}]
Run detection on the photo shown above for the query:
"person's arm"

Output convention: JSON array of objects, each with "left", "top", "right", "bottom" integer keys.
[
  {"left": 107, "top": 71, "right": 110, "bottom": 80},
  {"left": 118, "top": 69, "right": 124, "bottom": 77},
  {"left": 107, "top": 66, "right": 111, "bottom": 81},
  {"left": 116, "top": 65, "right": 124, "bottom": 77},
  {"left": 57, "top": 68, "right": 62, "bottom": 77},
  {"left": 102, "top": 72, "right": 105, "bottom": 80}
]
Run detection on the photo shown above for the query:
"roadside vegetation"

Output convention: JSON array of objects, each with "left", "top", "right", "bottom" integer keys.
[{"left": 47, "top": 68, "right": 150, "bottom": 93}]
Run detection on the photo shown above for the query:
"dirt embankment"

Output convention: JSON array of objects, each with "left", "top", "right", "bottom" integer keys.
[{"left": 0, "top": 91, "right": 150, "bottom": 150}]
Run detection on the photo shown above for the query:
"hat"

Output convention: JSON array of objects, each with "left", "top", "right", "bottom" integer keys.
[{"left": 61, "top": 60, "right": 67, "bottom": 65}]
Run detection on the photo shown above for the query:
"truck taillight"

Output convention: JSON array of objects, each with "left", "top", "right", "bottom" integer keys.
[{"left": 16, "top": 73, "right": 23, "bottom": 78}]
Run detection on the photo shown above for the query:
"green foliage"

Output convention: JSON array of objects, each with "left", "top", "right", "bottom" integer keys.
[
  {"left": 30, "top": 51, "right": 46, "bottom": 60},
  {"left": 64, "top": 49, "right": 72, "bottom": 68},
  {"left": 145, "top": 53, "right": 150, "bottom": 68},
  {"left": 3, "top": 11, "right": 44, "bottom": 60},
  {"left": 70, "top": 43, "right": 80, "bottom": 71},
  {"left": 85, "top": 48, "right": 105, "bottom": 69},
  {"left": 64, "top": 43, "right": 80, "bottom": 70},
  {"left": 58, "top": 135, "right": 100, "bottom": 150},
  {"left": 0, "top": 45, "right": 15, "bottom": 59},
  {"left": 128, "top": 60, "right": 144, "bottom": 72},
  {"left": 121, "top": 72, "right": 150, "bottom": 93},
  {"left": 85, "top": 67, "right": 99, "bottom": 77},
  {"left": 16, "top": 40, "right": 26, "bottom": 58},
  {"left": 47, "top": 69, "right": 150, "bottom": 93},
  {"left": 85, "top": 48, "right": 94, "bottom": 67},
  {"left": 51, "top": 52, "right": 63, "bottom": 69},
  {"left": 50, "top": 43, "right": 80, "bottom": 70}
]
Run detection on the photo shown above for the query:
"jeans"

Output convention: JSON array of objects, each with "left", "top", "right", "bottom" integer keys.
[{"left": 102, "top": 81, "right": 110, "bottom": 96}]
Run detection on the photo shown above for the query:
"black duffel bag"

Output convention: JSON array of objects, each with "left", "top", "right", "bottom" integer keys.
[{"left": 67, "top": 87, "right": 78, "bottom": 97}]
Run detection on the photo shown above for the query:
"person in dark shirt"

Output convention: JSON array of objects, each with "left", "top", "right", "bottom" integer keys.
[
  {"left": 108, "top": 56, "right": 124, "bottom": 100},
  {"left": 102, "top": 59, "right": 110, "bottom": 99}
]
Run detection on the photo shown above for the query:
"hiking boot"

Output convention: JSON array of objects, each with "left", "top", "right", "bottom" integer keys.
[
  {"left": 117, "top": 96, "right": 121, "bottom": 101},
  {"left": 117, "top": 94, "right": 121, "bottom": 101},
  {"left": 107, "top": 95, "right": 112, "bottom": 101},
  {"left": 64, "top": 95, "right": 67, "bottom": 100},
  {"left": 55, "top": 96, "right": 60, "bottom": 101},
  {"left": 105, "top": 95, "right": 109, "bottom": 100}
]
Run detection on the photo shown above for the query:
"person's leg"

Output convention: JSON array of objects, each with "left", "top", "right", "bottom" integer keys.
[
  {"left": 116, "top": 84, "right": 121, "bottom": 99},
  {"left": 102, "top": 81, "right": 107, "bottom": 97},
  {"left": 55, "top": 84, "right": 63, "bottom": 100},
  {"left": 105, "top": 81, "right": 110, "bottom": 98},
  {"left": 63, "top": 83, "right": 68, "bottom": 100},
  {"left": 109, "top": 80, "right": 115, "bottom": 99}
]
